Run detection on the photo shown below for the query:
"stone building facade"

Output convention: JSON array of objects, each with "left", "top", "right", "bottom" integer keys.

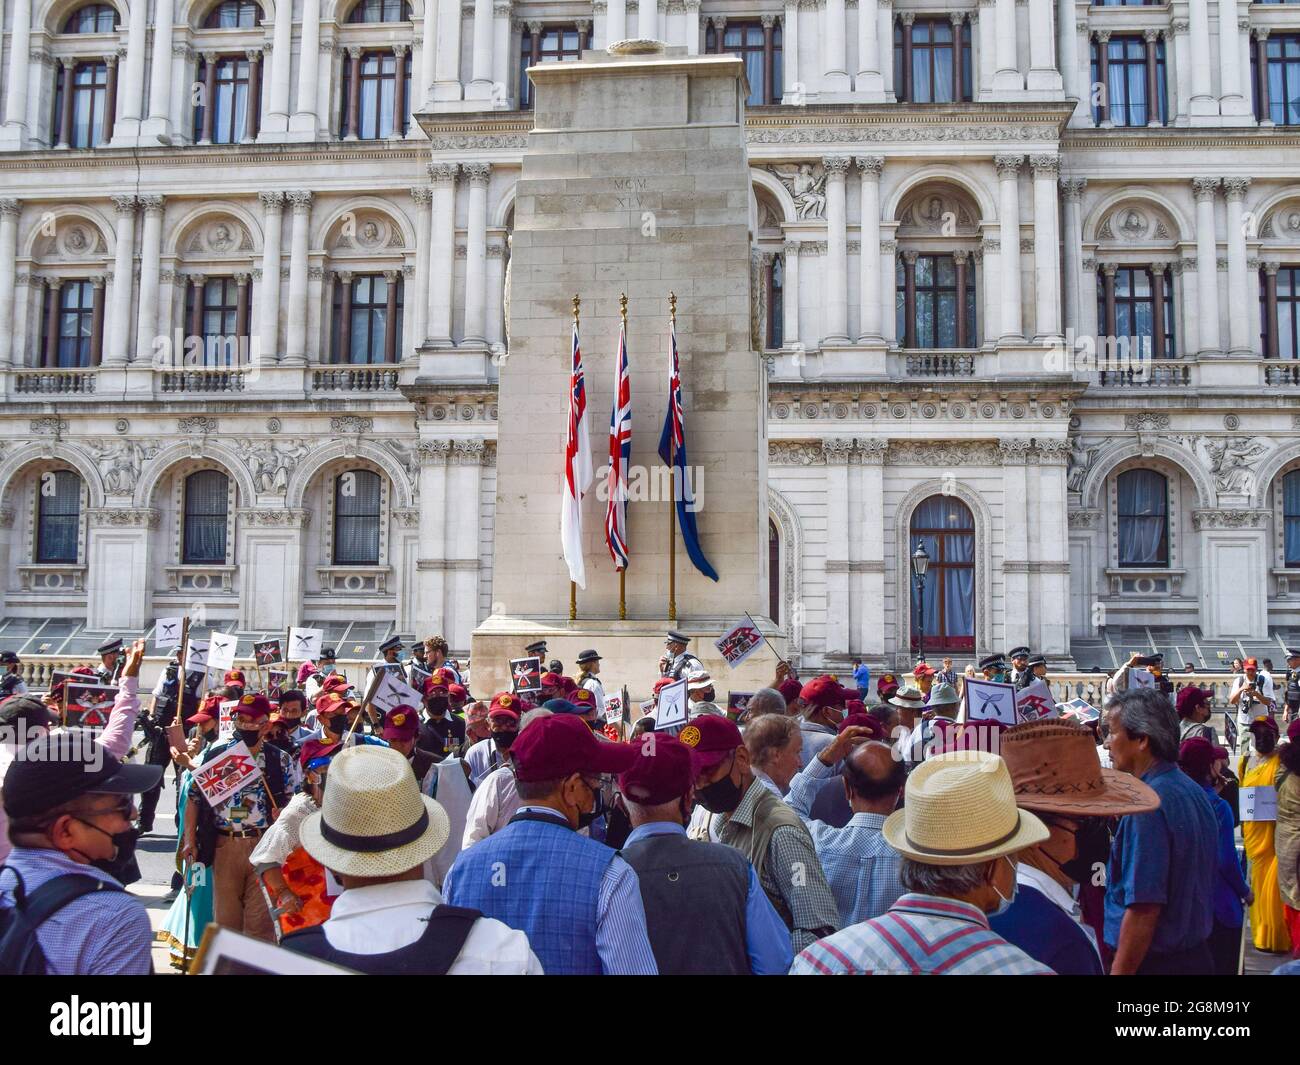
[{"left": 0, "top": 0, "right": 1297, "bottom": 670}]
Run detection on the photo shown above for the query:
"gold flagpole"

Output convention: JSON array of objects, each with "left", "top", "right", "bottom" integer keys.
[
  {"left": 571, "top": 293, "right": 580, "bottom": 623},
  {"left": 618, "top": 292, "right": 629, "bottom": 622},
  {"left": 667, "top": 291, "right": 677, "bottom": 623}
]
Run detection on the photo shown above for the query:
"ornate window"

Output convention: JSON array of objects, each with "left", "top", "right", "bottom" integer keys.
[
  {"left": 518, "top": 25, "right": 586, "bottom": 109},
  {"left": 1097, "top": 265, "right": 1176, "bottom": 359},
  {"left": 893, "top": 17, "right": 972, "bottom": 103},
  {"left": 1117, "top": 469, "right": 1168, "bottom": 566},
  {"left": 184, "top": 277, "right": 251, "bottom": 364},
  {"left": 1264, "top": 264, "right": 1300, "bottom": 358},
  {"left": 63, "top": 4, "right": 118, "bottom": 32},
  {"left": 193, "top": 55, "right": 254, "bottom": 143},
  {"left": 347, "top": 0, "right": 410, "bottom": 21},
  {"left": 333, "top": 469, "right": 382, "bottom": 565},
  {"left": 330, "top": 273, "right": 403, "bottom": 363},
  {"left": 1253, "top": 33, "right": 1300, "bottom": 125},
  {"left": 36, "top": 471, "right": 82, "bottom": 564},
  {"left": 183, "top": 470, "right": 230, "bottom": 564},
  {"left": 39, "top": 279, "right": 96, "bottom": 367},
  {"left": 1284, "top": 469, "right": 1300, "bottom": 567},
  {"left": 896, "top": 253, "right": 977, "bottom": 348},
  {"left": 340, "top": 50, "right": 411, "bottom": 138},
  {"left": 707, "top": 20, "right": 782, "bottom": 106},
  {"left": 52, "top": 61, "right": 111, "bottom": 148},
  {"left": 1091, "top": 34, "right": 1168, "bottom": 126},
  {"left": 909, "top": 495, "right": 975, "bottom": 652},
  {"left": 766, "top": 254, "right": 784, "bottom": 350},
  {"left": 203, "top": 0, "right": 261, "bottom": 28}
]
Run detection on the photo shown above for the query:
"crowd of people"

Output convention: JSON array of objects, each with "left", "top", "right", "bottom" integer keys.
[{"left": 1, "top": 633, "right": 1298, "bottom": 976}]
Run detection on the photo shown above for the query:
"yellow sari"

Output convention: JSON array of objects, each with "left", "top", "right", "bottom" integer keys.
[{"left": 1240, "top": 752, "right": 1294, "bottom": 953}]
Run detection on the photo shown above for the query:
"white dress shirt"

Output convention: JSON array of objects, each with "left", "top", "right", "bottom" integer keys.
[
  {"left": 320, "top": 878, "right": 543, "bottom": 974},
  {"left": 462, "top": 765, "right": 522, "bottom": 848}
]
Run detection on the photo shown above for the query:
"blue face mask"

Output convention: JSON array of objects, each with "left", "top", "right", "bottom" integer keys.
[{"left": 991, "top": 857, "right": 1019, "bottom": 916}]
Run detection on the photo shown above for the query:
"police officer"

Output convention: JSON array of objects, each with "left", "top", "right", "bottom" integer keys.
[
  {"left": 659, "top": 631, "right": 702, "bottom": 680},
  {"left": 369, "top": 635, "right": 405, "bottom": 698},
  {"left": 1007, "top": 647, "right": 1030, "bottom": 686},
  {"left": 94, "top": 638, "right": 124, "bottom": 685},
  {"left": 978, "top": 653, "right": 1009, "bottom": 683},
  {"left": 0, "top": 651, "right": 26, "bottom": 698},
  {"left": 1016, "top": 654, "right": 1048, "bottom": 691},
  {"left": 1284, "top": 647, "right": 1300, "bottom": 725}
]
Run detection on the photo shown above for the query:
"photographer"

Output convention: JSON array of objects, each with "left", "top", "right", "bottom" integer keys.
[
  {"left": 137, "top": 648, "right": 185, "bottom": 836},
  {"left": 1229, "top": 657, "right": 1275, "bottom": 735}
]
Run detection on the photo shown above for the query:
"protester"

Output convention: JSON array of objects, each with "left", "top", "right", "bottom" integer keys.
[
  {"left": 181, "top": 692, "right": 296, "bottom": 942},
  {"left": 795, "top": 676, "right": 847, "bottom": 767},
  {"left": 913, "top": 662, "right": 935, "bottom": 698},
  {"left": 924, "top": 682, "right": 962, "bottom": 755},
  {"left": 1277, "top": 719, "right": 1300, "bottom": 953},
  {"left": 0, "top": 696, "right": 54, "bottom": 867},
  {"left": 889, "top": 684, "right": 927, "bottom": 767},
  {"left": 735, "top": 686, "right": 786, "bottom": 726},
  {"left": 280, "top": 746, "right": 541, "bottom": 973},
  {"left": 1178, "top": 737, "right": 1253, "bottom": 975},
  {"left": 416, "top": 675, "right": 465, "bottom": 759},
  {"left": 382, "top": 705, "right": 436, "bottom": 784},
  {"left": 790, "top": 751, "right": 1053, "bottom": 975},
  {"left": 1103, "top": 688, "right": 1218, "bottom": 974},
  {"left": 462, "top": 708, "right": 551, "bottom": 847},
  {"left": 1177, "top": 686, "right": 1219, "bottom": 744},
  {"left": 993, "top": 721, "right": 1162, "bottom": 975},
  {"left": 459, "top": 699, "right": 490, "bottom": 755},
  {"left": 686, "top": 715, "right": 840, "bottom": 952},
  {"left": 1238, "top": 715, "right": 1293, "bottom": 953},
  {"left": 0, "top": 730, "right": 161, "bottom": 974},
  {"left": 465, "top": 693, "right": 522, "bottom": 785},
  {"left": 1230, "top": 658, "right": 1276, "bottom": 731},
  {"left": 686, "top": 671, "right": 724, "bottom": 718},
  {"left": 744, "top": 712, "right": 802, "bottom": 797},
  {"left": 785, "top": 725, "right": 906, "bottom": 926},
  {"left": 444, "top": 714, "right": 657, "bottom": 974},
  {"left": 618, "top": 734, "right": 793, "bottom": 975}
]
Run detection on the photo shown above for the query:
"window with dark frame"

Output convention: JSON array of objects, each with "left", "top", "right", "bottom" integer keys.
[
  {"left": 706, "top": 21, "right": 782, "bottom": 106},
  {"left": 184, "top": 278, "right": 249, "bottom": 365},
  {"left": 347, "top": 0, "right": 410, "bottom": 21},
  {"left": 1252, "top": 33, "right": 1300, "bottom": 125},
  {"left": 334, "top": 469, "right": 382, "bottom": 565},
  {"left": 895, "top": 253, "right": 977, "bottom": 348},
  {"left": 63, "top": 3, "right": 117, "bottom": 32},
  {"left": 1267, "top": 265, "right": 1300, "bottom": 359},
  {"left": 204, "top": 0, "right": 261, "bottom": 28},
  {"left": 182, "top": 469, "right": 230, "bottom": 565},
  {"left": 192, "top": 55, "right": 253, "bottom": 143},
  {"left": 36, "top": 470, "right": 81, "bottom": 565},
  {"left": 893, "top": 17, "right": 973, "bottom": 103},
  {"left": 52, "top": 61, "right": 110, "bottom": 148},
  {"left": 331, "top": 273, "right": 404, "bottom": 364},
  {"left": 518, "top": 25, "right": 584, "bottom": 109},
  {"left": 1117, "top": 468, "right": 1169, "bottom": 567},
  {"left": 1096, "top": 264, "right": 1176, "bottom": 360},
  {"left": 1091, "top": 34, "right": 1168, "bottom": 126},
  {"left": 40, "top": 279, "right": 95, "bottom": 368},
  {"left": 340, "top": 51, "right": 411, "bottom": 138}
]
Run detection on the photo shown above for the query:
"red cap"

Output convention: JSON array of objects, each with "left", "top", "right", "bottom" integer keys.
[
  {"left": 448, "top": 683, "right": 468, "bottom": 701},
  {"left": 224, "top": 670, "right": 247, "bottom": 687},
  {"left": 1288, "top": 719, "right": 1300, "bottom": 744},
  {"left": 488, "top": 691, "right": 521, "bottom": 720},
  {"left": 540, "top": 671, "right": 564, "bottom": 689},
  {"left": 845, "top": 698, "right": 865, "bottom": 716},
  {"left": 315, "top": 692, "right": 356, "bottom": 717},
  {"left": 678, "top": 715, "right": 743, "bottom": 776},
  {"left": 509, "top": 714, "right": 639, "bottom": 782},
  {"left": 1248, "top": 714, "right": 1280, "bottom": 736},
  {"left": 1245, "top": 658, "right": 1259, "bottom": 669},
  {"left": 185, "top": 708, "right": 215, "bottom": 725},
  {"left": 618, "top": 735, "right": 692, "bottom": 805},
  {"left": 838, "top": 713, "right": 886, "bottom": 740},
  {"left": 777, "top": 678, "right": 802, "bottom": 704},
  {"left": 1178, "top": 736, "right": 1230, "bottom": 777},
  {"left": 236, "top": 692, "right": 273, "bottom": 720},
  {"left": 1175, "top": 685, "right": 1212, "bottom": 718},
  {"left": 913, "top": 663, "right": 935, "bottom": 678},
  {"left": 652, "top": 677, "right": 678, "bottom": 696},
  {"left": 560, "top": 676, "right": 579, "bottom": 695},
  {"left": 299, "top": 738, "right": 341, "bottom": 769},
  {"left": 571, "top": 688, "right": 596, "bottom": 710},
  {"left": 49, "top": 665, "right": 96, "bottom": 699},
  {"left": 800, "top": 675, "right": 846, "bottom": 709},
  {"left": 876, "top": 673, "right": 899, "bottom": 698},
  {"left": 381, "top": 704, "right": 420, "bottom": 741},
  {"left": 321, "top": 673, "right": 351, "bottom": 695},
  {"left": 429, "top": 668, "right": 456, "bottom": 689}
]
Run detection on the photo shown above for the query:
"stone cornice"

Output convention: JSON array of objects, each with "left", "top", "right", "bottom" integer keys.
[
  {"left": 1191, "top": 509, "right": 1269, "bottom": 530},
  {"left": 1063, "top": 129, "right": 1300, "bottom": 151}
]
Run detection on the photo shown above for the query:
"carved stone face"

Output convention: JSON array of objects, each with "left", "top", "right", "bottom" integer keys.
[
  {"left": 361, "top": 221, "right": 380, "bottom": 243},
  {"left": 924, "top": 196, "right": 943, "bottom": 222},
  {"left": 66, "top": 227, "right": 87, "bottom": 251},
  {"left": 1121, "top": 209, "right": 1145, "bottom": 237},
  {"left": 211, "top": 223, "right": 233, "bottom": 249}
]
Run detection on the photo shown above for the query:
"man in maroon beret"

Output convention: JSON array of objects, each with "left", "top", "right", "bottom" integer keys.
[
  {"left": 382, "top": 704, "right": 435, "bottom": 784},
  {"left": 181, "top": 690, "right": 296, "bottom": 943},
  {"left": 444, "top": 714, "right": 656, "bottom": 974},
  {"left": 685, "top": 715, "right": 840, "bottom": 953},
  {"left": 796, "top": 675, "right": 849, "bottom": 769},
  {"left": 618, "top": 734, "right": 793, "bottom": 974}
]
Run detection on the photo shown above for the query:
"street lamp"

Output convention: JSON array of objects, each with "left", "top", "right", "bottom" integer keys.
[{"left": 911, "top": 541, "right": 930, "bottom": 664}]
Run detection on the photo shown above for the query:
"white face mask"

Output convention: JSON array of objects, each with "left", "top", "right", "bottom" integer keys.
[
  {"left": 320, "top": 664, "right": 335, "bottom": 675},
  {"left": 991, "top": 856, "right": 1019, "bottom": 916}
]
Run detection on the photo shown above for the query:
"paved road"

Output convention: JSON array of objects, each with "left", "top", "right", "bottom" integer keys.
[{"left": 123, "top": 736, "right": 186, "bottom": 973}]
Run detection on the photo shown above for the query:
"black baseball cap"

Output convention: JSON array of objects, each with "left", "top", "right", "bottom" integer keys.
[
  {"left": 3, "top": 730, "right": 163, "bottom": 819},
  {"left": 0, "top": 695, "right": 54, "bottom": 730}
]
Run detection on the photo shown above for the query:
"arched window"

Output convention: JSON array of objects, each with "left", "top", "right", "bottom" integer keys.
[
  {"left": 63, "top": 3, "right": 117, "bottom": 32},
  {"left": 766, "top": 255, "right": 783, "bottom": 349},
  {"left": 203, "top": 0, "right": 261, "bottom": 28},
  {"left": 183, "top": 470, "right": 229, "bottom": 564},
  {"left": 347, "top": 0, "right": 410, "bottom": 21},
  {"left": 1284, "top": 470, "right": 1300, "bottom": 567},
  {"left": 334, "top": 469, "right": 381, "bottom": 564},
  {"left": 1117, "top": 469, "right": 1168, "bottom": 566},
  {"left": 768, "top": 519, "right": 781, "bottom": 624},
  {"left": 909, "top": 495, "right": 975, "bottom": 651},
  {"left": 36, "top": 470, "right": 81, "bottom": 564}
]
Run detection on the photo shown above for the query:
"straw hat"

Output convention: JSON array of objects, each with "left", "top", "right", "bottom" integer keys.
[
  {"left": 1000, "top": 720, "right": 1159, "bottom": 816},
  {"left": 300, "top": 746, "right": 450, "bottom": 878},
  {"left": 882, "top": 751, "right": 1049, "bottom": 865}
]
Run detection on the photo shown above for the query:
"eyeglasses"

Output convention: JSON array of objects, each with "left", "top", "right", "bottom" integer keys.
[{"left": 82, "top": 796, "right": 134, "bottom": 819}]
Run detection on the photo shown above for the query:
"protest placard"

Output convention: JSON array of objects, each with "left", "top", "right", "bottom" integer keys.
[
  {"left": 962, "top": 677, "right": 1018, "bottom": 727},
  {"left": 154, "top": 617, "right": 184, "bottom": 650},
  {"left": 369, "top": 670, "right": 423, "bottom": 716},
  {"left": 192, "top": 741, "right": 262, "bottom": 808},
  {"left": 1129, "top": 668, "right": 1156, "bottom": 690},
  {"left": 1014, "top": 679, "right": 1059, "bottom": 722},
  {"left": 207, "top": 631, "right": 238, "bottom": 673},
  {"left": 185, "top": 640, "right": 209, "bottom": 673},
  {"left": 63, "top": 682, "right": 117, "bottom": 729},
  {"left": 1240, "top": 786, "right": 1278, "bottom": 822},
  {"left": 511, "top": 656, "right": 542, "bottom": 695},
  {"left": 715, "top": 618, "right": 764, "bottom": 669},
  {"left": 288, "top": 627, "right": 324, "bottom": 661},
  {"left": 604, "top": 692, "right": 625, "bottom": 724},
  {"left": 656, "top": 678, "right": 689, "bottom": 730},
  {"left": 218, "top": 700, "right": 237, "bottom": 741},
  {"left": 253, "top": 639, "right": 283, "bottom": 666}
]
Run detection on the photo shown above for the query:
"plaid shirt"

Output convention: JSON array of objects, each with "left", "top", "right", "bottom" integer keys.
[
  {"left": 790, "top": 893, "right": 1056, "bottom": 975},
  {"left": 786, "top": 758, "right": 905, "bottom": 926},
  {"left": 716, "top": 780, "right": 841, "bottom": 954}
]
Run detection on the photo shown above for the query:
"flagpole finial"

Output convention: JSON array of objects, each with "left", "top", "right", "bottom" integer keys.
[
  {"left": 668, "top": 291, "right": 677, "bottom": 320},
  {"left": 572, "top": 293, "right": 580, "bottom": 320},
  {"left": 619, "top": 292, "right": 628, "bottom": 320}
]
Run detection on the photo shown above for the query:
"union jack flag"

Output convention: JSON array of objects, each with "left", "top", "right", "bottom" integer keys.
[
  {"left": 605, "top": 317, "right": 632, "bottom": 569},
  {"left": 561, "top": 315, "right": 594, "bottom": 587}
]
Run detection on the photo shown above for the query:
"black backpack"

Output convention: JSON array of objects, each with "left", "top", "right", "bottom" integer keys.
[{"left": 0, "top": 866, "right": 125, "bottom": 975}]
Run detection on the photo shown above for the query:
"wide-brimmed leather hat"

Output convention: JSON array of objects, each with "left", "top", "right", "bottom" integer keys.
[
  {"left": 300, "top": 746, "right": 450, "bottom": 877},
  {"left": 1000, "top": 720, "right": 1160, "bottom": 816},
  {"left": 882, "top": 751, "right": 1049, "bottom": 866}
]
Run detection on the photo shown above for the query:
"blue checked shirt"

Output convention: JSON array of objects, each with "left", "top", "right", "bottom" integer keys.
[
  {"left": 0, "top": 846, "right": 154, "bottom": 975},
  {"left": 790, "top": 893, "right": 1056, "bottom": 975},
  {"left": 786, "top": 758, "right": 905, "bottom": 926}
]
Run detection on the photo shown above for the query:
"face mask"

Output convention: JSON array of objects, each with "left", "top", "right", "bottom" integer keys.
[
  {"left": 695, "top": 755, "right": 744, "bottom": 813},
  {"left": 427, "top": 696, "right": 449, "bottom": 716},
  {"left": 492, "top": 730, "right": 518, "bottom": 751},
  {"left": 327, "top": 714, "right": 348, "bottom": 734},
  {"left": 74, "top": 817, "right": 140, "bottom": 876},
  {"left": 991, "top": 857, "right": 1018, "bottom": 916},
  {"left": 320, "top": 664, "right": 335, "bottom": 675},
  {"left": 236, "top": 728, "right": 262, "bottom": 747},
  {"left": 1058, "top": 818, "right": 1111, "bottom": 885},
  {"left": 577, "top": 779, "right": 605, "bottom": 830}
]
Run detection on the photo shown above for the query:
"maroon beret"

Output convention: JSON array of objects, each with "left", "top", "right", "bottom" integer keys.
[
  {"left": 800, "top": 675, "right": 846, "bottom": 709},
  {"left": 618, "top": 735, "right": 693, "bottom": 805},
  {"left": 777, "top": 678, "right": 802, "bottom": 704},
  {"left": 678, "top": 715, "right": 742, "bottom": 776},
  {"left": 838, "top": 713, "right": 885, "bottom": 740},
  {"left": 510, "top": 713, "right": 639, "bottom": 782},
  {"left": 235, "top": 692, "right": 273, "bottom": 720},
  {"left": 381, "top": 704, "right": 419, "bottom": 742},
  {"left": 1178, "top": 736, "right": 1229, "bottom": 777}
]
